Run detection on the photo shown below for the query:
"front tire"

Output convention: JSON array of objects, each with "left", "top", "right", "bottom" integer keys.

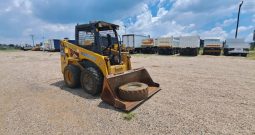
[
  {"left": 64, "top": 65, "right": 81, "bottom": 88},
  {"left": 80, "top": 66, "right": 103, "bottom": 96}
]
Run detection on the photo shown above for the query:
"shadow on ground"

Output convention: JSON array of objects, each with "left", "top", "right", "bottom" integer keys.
[
  {"left": 50, "top": 80, "right": 119, "bottom": 111},
  {"left": 51, "top": 80, "right": 99, "bottom": 100}
]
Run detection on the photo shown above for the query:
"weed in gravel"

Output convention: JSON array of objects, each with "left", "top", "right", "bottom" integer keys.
[{"left": 122, "top": 112, "right": 135, "bottom": 121}]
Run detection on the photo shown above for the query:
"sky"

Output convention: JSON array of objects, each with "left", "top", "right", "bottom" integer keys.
[{"left": 0, "top": 0, "right": 254, "bottom": 45}]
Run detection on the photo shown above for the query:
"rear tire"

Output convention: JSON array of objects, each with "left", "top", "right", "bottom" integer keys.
[
  {"left": 241, "top": 53, "right": 247, "bottom": 57},
  {"left": 80, "top": 66, "right": 103, "bottom": 96},
  {"left": 224, "top": 49, "right": 229, "bottom": 56},
  {"left": 63, "top": 65, "right": 81, "bottom": 88},
  {"left": 193, "top": 49, "right": 198, "bottom": 56}
]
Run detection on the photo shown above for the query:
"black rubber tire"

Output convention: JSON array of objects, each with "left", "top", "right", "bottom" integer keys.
[
  {"left": 223, "top": 49, "right": 229, "bottom": 56},
  {"left": 170, "top": 50, "right": 174, "bottom": 55},
  {"left": 158, "top": 49, "right": 162, "bottom": 55},
  {"left": 63, "top": 65, "right": 81, "bottom": 88},
  {"left": 241, "top": 53, "right": 247, "bottom": 57},
  {"left": 118, "top": 82, "right": 149, "bottom": 101},
  {"left": 80, "top": 65, "right": 103, "bottom": 96},
  {"left": 192, "top": 49, "right": 197, "bottom": 56}
]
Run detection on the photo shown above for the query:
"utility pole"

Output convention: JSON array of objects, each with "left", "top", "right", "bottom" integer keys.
[
  {"left": 42, "top": 36, "right": 45, "bottom": 52},
  {"left": 235, "top": 1, "right": 243, "bottom": 39},
  {"left": 30, "top": 34, "right": 35, "bottom": 46},
  {"left": 253, "top": 29, "right": 255, "bottom": 42}
]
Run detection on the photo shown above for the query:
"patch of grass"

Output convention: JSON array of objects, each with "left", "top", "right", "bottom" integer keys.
[
  {"left": 122, "top": 112, "right": 136, "bottom": 121},
  {"left": 0, "top": 47, "right": 20, "bottom": 52},
  {"left": 247, "top": 50, "right": 255, "bottom": 60}
]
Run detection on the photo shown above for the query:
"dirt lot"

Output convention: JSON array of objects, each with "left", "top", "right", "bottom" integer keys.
[{"left": 0, "top": 51, "right": 255, "bottom": 135}]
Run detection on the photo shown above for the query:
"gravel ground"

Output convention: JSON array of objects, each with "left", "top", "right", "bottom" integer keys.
[{"left": 0, "top": 51, "right": 255, "bottom": 135}]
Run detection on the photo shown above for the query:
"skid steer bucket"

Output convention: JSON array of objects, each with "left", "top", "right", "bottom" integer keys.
[{"left": 101, "top": 67, "right": 160, "bottom": 111}]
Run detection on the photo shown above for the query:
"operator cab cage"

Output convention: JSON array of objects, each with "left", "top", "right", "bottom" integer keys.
[{"left": 75, "top": 21, "right": 120, "bottom": 54}]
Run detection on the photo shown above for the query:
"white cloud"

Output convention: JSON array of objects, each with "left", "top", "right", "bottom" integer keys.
[
  {"left": 112, "top": 20, "right": 126, "bottom": 35},
  {"left": 219, "top": 18, "right": 236, "bottom": 27},
  {"left": 242, "top": 0, "right": 255, "bottom": 13},
  {"left": 245, "top": 32, "right": 253, "bottom": 42},
  {"left": 0, "top": 0, "right": 75, "bottom": 44},
  {"left": 13, "top": 0, "right": 32, "bottom": 14},
  {"left": 0, "top": 0, "right": 148, "bottom": 44},
  {"left": 157, "top": 7, "right": 168, "bottom": 17},
  {"left": 0, "top": 0, "right": 254, "bottom": 44},
  {"left": 230, "top": 25, "right": 254, "bottom": 34},
  {"left": 238, "top": 26, "right": 254, "bottom": 32},
  {"left": 201, "top": 27, "right": 228, "bottom": 40},
  {"left": 228, "top": 25, "right": 254, "bottom": 41},
  {"left": 124, "top": 3, "right": 198, "bottom": 38},
  {"left": 162, "top": 1, "right": 238, "bottom": 29},
  {"left": 123, "top": 0, "right": 254, "bottom": 41}
]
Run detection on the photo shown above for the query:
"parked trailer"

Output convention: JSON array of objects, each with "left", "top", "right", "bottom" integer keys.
[
  {"left": 179, "top": 36, "right": 200, "bottom": 56},
  {"left": 157, "top": 37, "right": 174, "bottom": 55},
  {"left": 224, "top": 38, "right": 249, "bottom": 57},
  {"left": 203, "top": 38, "right": 222, "bottom": 55},
  {"left": 44, "top": 39, "right": 75, "bottom": 52},
  {"left": 141, "top": 38, "right": 157, "bottom": 54},
  {"left": 156, "top": 37, "right": 180, "bottom": 55},
  {"left": 122, "top": 34, "right": 149, "bottom": 53}
]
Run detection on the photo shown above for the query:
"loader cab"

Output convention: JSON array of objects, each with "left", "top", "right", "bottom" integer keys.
[{"left": 75, "top": 21, "right": 121, "bottom": 61}]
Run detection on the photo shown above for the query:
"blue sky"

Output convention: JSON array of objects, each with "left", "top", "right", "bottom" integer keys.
[{"left": 0, "top": 0, "right": 254, "bottom": 44}]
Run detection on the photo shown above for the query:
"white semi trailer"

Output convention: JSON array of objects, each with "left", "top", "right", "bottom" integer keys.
[
  {"left": 224, "top": 38, "right": 250, "bottom": 57},
  {"left": 179, "top": 36, "right": 200, "bottom": 56},
  {"left": 203, "top": 38, "right": 222, "bottom": 55},
  {"left": 122, "top": 34, "right": 150, "bottom": 53}
]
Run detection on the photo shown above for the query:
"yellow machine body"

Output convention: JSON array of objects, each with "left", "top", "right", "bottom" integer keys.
[{"left": 60, "top": 40, "right": 160, "bottom": 111}]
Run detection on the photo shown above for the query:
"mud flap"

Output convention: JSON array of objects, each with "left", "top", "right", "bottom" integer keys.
[{"left": 100, "top": 67, "right": 161, "bottom": 111}]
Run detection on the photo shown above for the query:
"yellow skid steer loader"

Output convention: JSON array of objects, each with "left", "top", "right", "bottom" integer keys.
[{"left": 60, "top": 21, "right": 160, "bottom": 111}]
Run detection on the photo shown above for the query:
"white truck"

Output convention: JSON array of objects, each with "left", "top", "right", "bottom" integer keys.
[
  {"left": 122, "top": 34, "right": 150, "bottom": 53},
  {"left": 156, "top": 37, "right": 180, "bottom": 55},
  {"left": 44, "top": 39, "right": 75, "bottom": 52},
  {"left": 179, "top": 36, "right": 200, "bottom": 56},
  {"left": 141, "top": 38, "right": 157, "bottom": 54},
  {"left": 224, "top": 38, "right": 250, "bottom": 57},
  {"left": 203, "top": 38, "right": 222, "bottom": 55}
]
